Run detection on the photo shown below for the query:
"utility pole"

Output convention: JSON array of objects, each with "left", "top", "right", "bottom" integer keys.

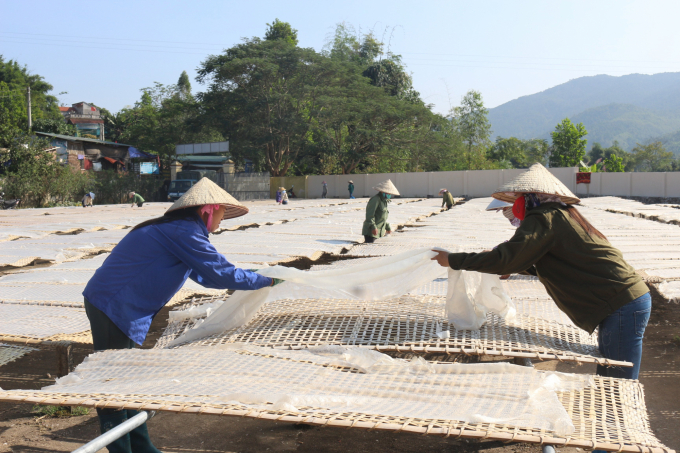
[{"left": 26, "top": 86, "right": 32, "bottom": 131}]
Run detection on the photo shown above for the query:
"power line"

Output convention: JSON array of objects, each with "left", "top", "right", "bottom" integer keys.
[
  {"left": 0, "top": 31, "right": 228, "bottom": 47},
  {"left": 0, "top": 35, "right": 223, "bottom": 52},
  {"left": 400, "top": 52, "right": 677, "bottom": 64},
  {"left": 0, "top": 38, "right": 213, "bottom": 56},
  {"left": 2, "top": 30, "right": 678, "bottom": 66}
]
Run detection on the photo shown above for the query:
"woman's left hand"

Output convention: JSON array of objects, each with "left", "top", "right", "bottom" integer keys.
[{"left": 431, "top": 250, "right": 450, "bottom": 268}]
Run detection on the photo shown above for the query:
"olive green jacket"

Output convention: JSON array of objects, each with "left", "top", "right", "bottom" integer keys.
[
  {"left": 133, "top": 194, "right": 145, "bottom": 204},
  {"left": 442, "top": 191, "right": 455, "bottom": 208},
  {"left": 447, "top": 203, "right": 648, "bottom": 333},
  {"left": 362, "top": 193, "right": 391, "bottom": 237}
]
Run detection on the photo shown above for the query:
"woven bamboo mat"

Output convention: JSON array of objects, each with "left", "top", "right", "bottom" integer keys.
[
  {"left": 0, "top": 348, "right": 669, "bottom": 453},
  {"left": 157, "top": 295, "right": 627, "bottom": 367},
  {"left": 0, "top": 343, "right": 36, "bottom": 366}
]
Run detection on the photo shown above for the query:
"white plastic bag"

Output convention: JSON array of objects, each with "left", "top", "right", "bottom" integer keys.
[{"left": 446, "top": 269, "right": 516, "bottom": 330}]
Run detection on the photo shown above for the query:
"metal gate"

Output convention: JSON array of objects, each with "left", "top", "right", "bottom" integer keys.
[{"left": 217, "top": 172, "right": 270, "bottom": 201}]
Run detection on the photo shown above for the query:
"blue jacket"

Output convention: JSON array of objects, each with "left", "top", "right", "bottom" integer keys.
[{"left": 83, "top": 213, "right": 272, "bottom": 344}]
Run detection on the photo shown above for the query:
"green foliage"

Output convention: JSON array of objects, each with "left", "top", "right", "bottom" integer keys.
[
  {"left": 93, "top": 170, "right": 165, "bottom": 204},
  {"left": 117, "top": 79, "right": 221, "bottom": 156},
  {"left": 32, "top": 405, "right": 89, "bottom": 417},
  {"left": 265, "top": 19, "right": 299, "bottom": 46},
  {"left": 603, "top": 153, "right": 625, "bottom": 172},
  {"left": 487, "top": 137, "right": 549, "bottom": 168},
  {"left": 197, "top": 37, "right": 325, "bottom": 176},
  {"left": 1, "top": 136, "right": 93, "bottom": 207},
  {"left": 0, "top": 56, "right": 61, "bottom": 118},
  {"left": 450, "top": 90, "right": 492, "bottom": 170},
  {"left": 0, "top": 81, "right": 26, "bottom": 147},
  {"left": 550, "top": 118, "right": 588, "bottom": 167},
  {"left": 630, "top": 141, "right": 675, "bottom": 172},
  {"left": 33, "top": 117, "right": 75, "bottom": 136},
  {"left": 177, "top": 70, "right": 191, "bottom": 98}
]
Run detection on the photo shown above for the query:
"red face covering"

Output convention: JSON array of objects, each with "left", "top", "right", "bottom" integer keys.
[{"left": 512, "top": 196, "right": 526, "bottom": 221}]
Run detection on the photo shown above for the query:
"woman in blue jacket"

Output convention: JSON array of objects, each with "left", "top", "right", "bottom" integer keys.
[{"left": 83, "top": 178, "right": 278, "bottom": 453}]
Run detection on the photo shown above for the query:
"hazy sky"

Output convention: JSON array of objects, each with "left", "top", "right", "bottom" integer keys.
[{"left": 2, "top": 0, "right": 679, "bottom": 115}]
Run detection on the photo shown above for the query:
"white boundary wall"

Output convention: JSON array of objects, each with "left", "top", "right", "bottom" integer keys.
[
  {"left": 577, "top": 172, "right": 680, "bottom": 198},
  {"left": 306, "top": 168, "right": 578, "bottom": 198},
  {"left": 304, "top": 169, "right": 680, "bottom": 199}
]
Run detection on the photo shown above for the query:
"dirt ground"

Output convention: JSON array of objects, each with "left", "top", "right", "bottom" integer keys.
[{"left": 0, "top": 286, "right": 678, "bottom": 452}]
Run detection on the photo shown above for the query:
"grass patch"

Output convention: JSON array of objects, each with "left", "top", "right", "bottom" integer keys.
[{"left": 32, "top": 405, "right": 90, "bottom": 418}]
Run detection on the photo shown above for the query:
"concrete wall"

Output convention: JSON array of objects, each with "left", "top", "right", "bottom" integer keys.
[
  {"left": 576, "top": 172, "right": 680, "bottom": 198},
  {"left": 277, "top": 169, "right": 680, "bottom": 199}
]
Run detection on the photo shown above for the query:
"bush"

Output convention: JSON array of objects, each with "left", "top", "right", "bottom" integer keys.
[
  {"left": 94, "top": 170, "right": 165, "bottom": 204},
  {"left": 1, "top": 135, "right": 94, "bottom": 207}
]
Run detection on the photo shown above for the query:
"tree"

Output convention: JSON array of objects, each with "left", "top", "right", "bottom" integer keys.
[
  {"left": 631, "top": 141, "right": 675, "bottom": 172},
  {"left": 450, "top": 90, "right": 492, "bottom": 170},
  {"left": 197, "top": 32, "right": 329, "bottom": 176},
  {"left": 0, "top": 81, "right": 26, "bottom": 147},
  {"left": 119, "top": 82, "right": 220, "bottom": 156},
  {"left": 488, "top": 137, "right": 550, "bottom": 168},
  {"left": 312, "top": 63, "right": 436, "bottom": 174},
  {"left": 549, "top": 118, "right": 587, "bottom": 167},
  {"left": 177, "top": 70, "right": 192, "bottom": 99},
  {"left": 0, "top": 56, "right": 61, "bottom": 122},
  {"left": 265, "top": 19, "right": 298, "bottom": 46},
  {"left": 32, "top": 118, "right": 76, "bottom": 136},
  {"left": 603, "top": 153, "right": 624, "bottom": 172}
]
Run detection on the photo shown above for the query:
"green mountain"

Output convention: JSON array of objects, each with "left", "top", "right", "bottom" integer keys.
[
  {"left": 657, "top": 129, "right": 680, "bottom": 156},
  {"left": 488, "top": 72, "right": 680, "bottom": 152},
  {"left": 569, "top": 104, "right": 680, "bottom": 151}
]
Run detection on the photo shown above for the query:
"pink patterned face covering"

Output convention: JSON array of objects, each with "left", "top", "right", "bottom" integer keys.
[{"left": 200, "top": 204, "right": 221, "bottom": 230}]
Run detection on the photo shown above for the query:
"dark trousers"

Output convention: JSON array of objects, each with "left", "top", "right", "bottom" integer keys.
[
  {"left": 363, "top": 235, "right": 376, "bottom": 243},
  {"left": 84, "top": 299, "right": 160, "bottom": 453}
]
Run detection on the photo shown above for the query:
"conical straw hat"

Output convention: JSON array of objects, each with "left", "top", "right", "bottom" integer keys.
[
  {"left": 372, "top": 179, "right": 400, "bottom": 196},
  {"left": 166, "top": 177, "right": 248, "bottom": 220},
  {"left": 492, "top": 163, "right": 580, "bottom": 204}
]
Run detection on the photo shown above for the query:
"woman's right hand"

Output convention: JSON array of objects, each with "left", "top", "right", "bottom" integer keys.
[
  {"left": 431, "top": 250, "right": 450, "bottom": 268},
  {"left": 372, "top": 229, "right": 378, "bottom": 236}
]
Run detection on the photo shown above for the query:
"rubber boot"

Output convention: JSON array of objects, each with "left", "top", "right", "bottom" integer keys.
[
  {"left": 96, "top": 408, "right": 131, "bottom": 453},
  {"left": 127, "top": 410, "right": 163, "bottom": 453}
]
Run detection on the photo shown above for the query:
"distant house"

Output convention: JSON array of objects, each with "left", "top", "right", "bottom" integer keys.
[
  {"left": 60, "top": 102, "right": 105, "bottom": 140},
  {"left": 36, "top": 132, "right": 138, "bottom": 172}
]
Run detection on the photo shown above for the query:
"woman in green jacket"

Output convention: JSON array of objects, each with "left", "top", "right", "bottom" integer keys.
[
  {"left": 129, "top": 192, "right": 145, "bottom": 208},
  {"left": 432, "top": 164, "right": 650, "bottom": 380},
  {"left": 362, "top": 179, "right": 399, "bottom": 243},
  {"left": 439, "top": 188, "right": 455, "bottom": 210}
]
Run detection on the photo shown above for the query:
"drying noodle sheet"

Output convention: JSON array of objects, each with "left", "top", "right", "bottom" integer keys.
[
  {"left": 169, "top": 248, "right": 516, "bottom": 346},
  {"left": 47, "top": 346, "right": 585, "bottom": 436}
]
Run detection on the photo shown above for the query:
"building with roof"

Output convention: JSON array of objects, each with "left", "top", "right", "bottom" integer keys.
[
  {"left": 36, "top": 132, "right": 155, "bottom": 172},
  {"left": 60, "top": 102, "right": 105, "bottom": 140}
]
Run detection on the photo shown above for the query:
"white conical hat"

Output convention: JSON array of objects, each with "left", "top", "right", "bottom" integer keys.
[
  {"left": 372, "top": 179, "right": 400, "bottom": 196},
  {"left": 492, "top": 163, "right": 580, "bottom": 204},
  {"left": 485, "top": 198, "right": 512, "bottom": 211},
  {"left": 166, "top": 177, "right": 248, "bottom": 220}
]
